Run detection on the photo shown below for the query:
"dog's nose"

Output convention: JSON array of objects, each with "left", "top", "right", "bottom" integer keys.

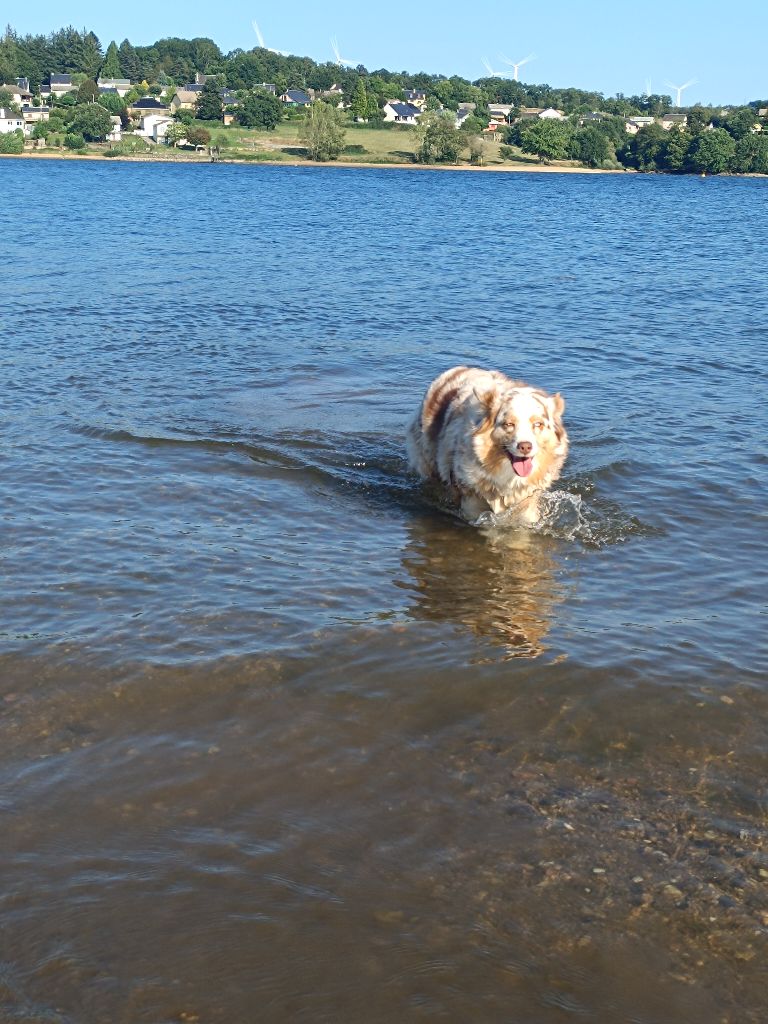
[{"left": 516, "top": 441, "right": 533, "bottom": 455}]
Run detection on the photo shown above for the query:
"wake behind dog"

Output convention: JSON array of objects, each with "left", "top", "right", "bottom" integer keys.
[{"left": 407, "top": 366, "right": 569, "bottom": 525}]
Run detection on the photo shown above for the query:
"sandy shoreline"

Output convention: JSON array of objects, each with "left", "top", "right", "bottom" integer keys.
[{"left": 0, "top": 150, "right": 630, "bottom": 174}]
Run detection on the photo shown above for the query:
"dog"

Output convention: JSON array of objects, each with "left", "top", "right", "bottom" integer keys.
[{"left": 407, "top": 366, "right": 568, "bottom": 524}]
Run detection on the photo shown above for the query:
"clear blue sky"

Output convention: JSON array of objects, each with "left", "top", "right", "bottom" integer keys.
[{"left": 11, "top": 0, "right": 768, "bottom": 105}]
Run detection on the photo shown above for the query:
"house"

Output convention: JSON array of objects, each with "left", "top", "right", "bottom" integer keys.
[
  {"left": 539, "top": 107, "right": 566, "bottom": 120},
  {"left": 220, "top": 90, "right": 240, "bottom": 107},
  {"left": 661, "top": 112, "right": 687, "bottom": 130},
  {"left": 129, "top": 97, "right": 171, "bottom": 118},
  {"left": 488, "top": 103, "right": 514, "bottom": 122},
  {"left": 106, "top": 116, "right": 122, "bottom": 142},
  {"left": 517, "top": 107, "right": 544, "bottom": 120},
  {"left": 258, "top": 83, "right": 277, "bottom": 95},
  {"left": 0, "top": 107, "right": 26, "bottom": 134},
  {"left": 223, "top": 111, "right": 236, "bottom": 126},
  {"left": 16, "top": 77, "right": 30, "bottom": 91},
  {"left": 21, "top": 105, "right": 50, "bottom": 124},
  {"left": 280, "top": 89, "right": 311, "bottom": 106},
  {"left": 169, "top": 89, "right": 199, "bottom": 113},
  {"left": 625, "top": 116, "right": 656, "bottom": 135},
  {"left": 404, "top": 88, "right": 427, "bottom": 108},
  {"left": 134, "top": 113, "right": 175, "bottom": 142},
  {"left": 759, "top": 107, "right": 767, "bottom": 118},
  {"left": 97, "top": 78, "right": 132, "bottom": 97},
  {"left": 382, "top": 101, "right": 422, "bottom": 124},
  {"left": 43, "top": 73, "right": 77, "bottom": 99},
  {"left": 455, "top": 107, "right": 474, "bottom": 128},
  {"left": 578, "top": 111, "right": 609, "bottom": 125},
  {"left": 1, "top": 82, "right": 33, "bottom": 106}
]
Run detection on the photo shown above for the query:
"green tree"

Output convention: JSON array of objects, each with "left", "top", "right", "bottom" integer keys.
[
  {"left": 573, "top": 125, "right": 610, "bottom": 167},
  {"left": 164, "top": 121, "right": 188, "bottom": 146},
  {"left": 722, "top": 107, "right": 759, "bottom": 141},
  {"left": 118, "top": 39, "right": 140, "bottom": 81},
  {"left": 31, "top": 120, "right": 49, "bottom": 140},
  {"left": 660, "top": 127, "right": 689, "bottom": 171},
  {"left": 236, "top": 90, "right": 283, "bottom": 129},
  {"left": 416, "top": 110, "right": 463, "bottom": 163},
  {"left": 77, "top": 78, "right": 99, "bottom": 104},
  {"left": 70, "top": 103, "right": 112, "bottom": 141},
  {"left": 349, "top": 78, "right": 368, "bottom": 121},
  {"left": 64, "top": 131, "right": 86, "bottom": 150},
  {"left": 101, "top": 40, "right": 121, "bottom": 79},
  {"left": 0, "top": 87, "right": 14, "bottom": 108},
  {"left": 186, "top": 124, "right": 210, "bottom": 147},
  {"left": 0, "top": 128, "right": 23, "bottom": 153},
  {"left": 627, "top": 122, "right": 668, "bottom": 170},
  {"left": 299, "top": 100, "right": 346, "bottom": 161},
  {"left": 520, "top": 118, "right": 572, "bottom": 163},
  {"left": 687, "top": 127, "right": 735, "bottom": 174},
  {"left": 686, "top": 106, "right": 708, "bottom": 134},
  {"left": 196, "top": 77, "right": 222, "bottom": 121},
  {"left": 733, "top": 133, "right": 768, "bottom": 174}
]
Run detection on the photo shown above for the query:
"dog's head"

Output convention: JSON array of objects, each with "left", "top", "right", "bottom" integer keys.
[{"left": 474, "top": 384, "right": 568, "bottom": 485}]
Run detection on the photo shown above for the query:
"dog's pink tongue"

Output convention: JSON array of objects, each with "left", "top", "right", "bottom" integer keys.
[{"left": 512, "top": 457, "right": 534, "bottom": 477}]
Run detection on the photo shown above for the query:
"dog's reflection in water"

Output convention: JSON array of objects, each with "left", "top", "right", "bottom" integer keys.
[{"left": 399, "top": 515, "right": 565, "bottom": 659}]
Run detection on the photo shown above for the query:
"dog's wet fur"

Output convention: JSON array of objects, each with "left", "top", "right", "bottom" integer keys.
[{"left": 407, "top": 366, "right": 568, "bottom": 524}]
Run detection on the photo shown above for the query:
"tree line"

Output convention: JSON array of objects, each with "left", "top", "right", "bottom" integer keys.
[{"left": 2, "top": 23, "right": 767, "bottom": 173}]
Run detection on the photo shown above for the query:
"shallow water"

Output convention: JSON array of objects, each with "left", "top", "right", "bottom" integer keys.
[{"left": 1, "top": 158, "right": 767, "bottom": 1022}]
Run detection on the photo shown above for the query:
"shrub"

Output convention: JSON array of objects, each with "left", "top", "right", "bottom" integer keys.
[{"left": 64, "top": 132, "right": 87, "bottom": 150}]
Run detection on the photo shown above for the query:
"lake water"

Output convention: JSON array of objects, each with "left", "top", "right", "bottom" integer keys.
[{"left": 1, "top": 156, "right": 767, "bottom": 1023}]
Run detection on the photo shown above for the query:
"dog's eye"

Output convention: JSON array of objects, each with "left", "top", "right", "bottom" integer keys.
[
  {"left": 503, "top": 421, "right": 516, "bottom": 430},
  {"left": 532, "top": 421, "right": 545, "bottom": 431}
]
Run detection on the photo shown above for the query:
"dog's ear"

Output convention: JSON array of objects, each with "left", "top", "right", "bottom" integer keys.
[
  {"left": 548, "top": 392, "right": 566, "bottom": 441},
  {"left": 548, "top": 392, "right": 565, "bottom": 420},
  {"left": 473, "top": 386, "right": 496, "bottom": 409}
]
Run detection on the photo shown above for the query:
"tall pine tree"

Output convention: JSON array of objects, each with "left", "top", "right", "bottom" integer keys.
[
  {"left": 101, "top": 40, "right": 121, "bottom": 79},
  {"left": 196, "top": 77, "right": 222, "bottom": 121},
  {"left": 118, "top": 39, "right": 140, "bottom": 82}
]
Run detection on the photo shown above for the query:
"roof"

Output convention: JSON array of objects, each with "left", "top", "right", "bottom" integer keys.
[
  {"left": 49, "top": 74, "right": 72, "bottom": 85},
  {"left": 97, "top": 78, "right": 130, "bottom": 87},
  {"left": 404, "top": 89, "right": 425, "bottom": 98},
  {"left": 282, "top": 89, "right": 310, "bottom": 103},
  {"left": 0, "top": 108, "right": 23, "bottom": 119},
  {"left": 130, "top": 97, "right": 169, "bottom": 110},
  {"left": 388, "top": 102, "right": 421, "bottom": 118},
  {"left": 180, "top": 83, "right": 203, "bottom": 93},
  {"left": 99, "top": 87, "right": 118, "bottom": 94},
  {"left": 173, "top": 89, "right": 199, "bottom": 103}
]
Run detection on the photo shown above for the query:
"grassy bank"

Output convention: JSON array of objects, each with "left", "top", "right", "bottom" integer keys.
[{"left": 18, "top": 119, "right": 603, "bottom": 171}]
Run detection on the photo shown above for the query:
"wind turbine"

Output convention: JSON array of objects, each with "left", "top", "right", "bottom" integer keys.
[
  {"left": 665, "top": 78, "right": 697, "bottom": 107},
  {"left": 252, "top": 20, "right": 289, "bottom": 56},
  {"left": 331, "top": 37, "right": 358, "bottom": 68},
  {"left": 500, "top": 53, "right": 535, "bottom": 81},
  {"left": 481, "top": 57, "right": 508, "bottom": 78}
]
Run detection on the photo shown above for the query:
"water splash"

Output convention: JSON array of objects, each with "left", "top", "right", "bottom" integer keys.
[{"left": 472, "top": 488, "right": 655, "bottom": 548}]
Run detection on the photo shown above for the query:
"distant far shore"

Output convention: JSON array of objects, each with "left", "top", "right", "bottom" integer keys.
[
  {"left": 0, "top": 150, "right": 630, "bottom": 174},
  {"left": 5, "top": 151, "right": 767, "bottom": 177}
]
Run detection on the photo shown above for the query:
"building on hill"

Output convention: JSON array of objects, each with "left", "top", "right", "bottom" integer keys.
[
  {"left": 129, "top": 97, "right": 171, "bottom": 118},
  {"left": 488, "top": 103, "right": 514, "bottom": 122},
  {"left": 404, "top": 89, "right": 427, "bottom": 109},
  {"left": 661, "top": 112, "right": 687, "bottom": 130},
  {"left": 41, "top": 74, "right": 77, "bottom": 100},
  {"left": 279, "top": 89, "right": 311, "bottom": 107},
  {"left": 624, "top": 116, "right": 656, "bottom": 135},
  {"left": 170, "top": 89, "right": 199, "bottom": 113},
  {"left": 1, "top": 82, "right": 33, "bottom": 106},
  {"left": 97, "top": 78, "right": 132, "bottom": 97},
  {"left": 382, "top": 101, "right": 422, "bottom": 124},
  {"left": 0, "top": 108, "right": 26, "bottom": 134}
]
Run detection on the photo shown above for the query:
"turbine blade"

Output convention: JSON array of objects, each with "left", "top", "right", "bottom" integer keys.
[{"left": 252, "top": 20, "right": 265, "bottom": 48}]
